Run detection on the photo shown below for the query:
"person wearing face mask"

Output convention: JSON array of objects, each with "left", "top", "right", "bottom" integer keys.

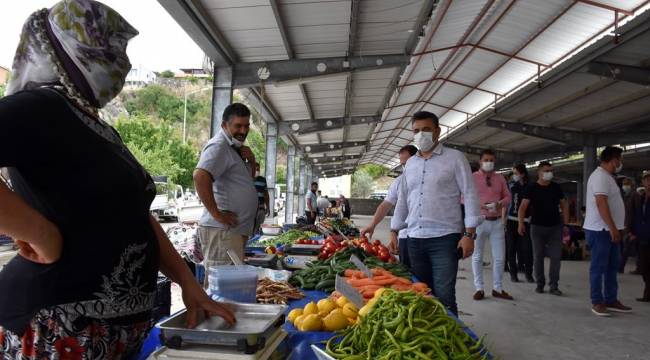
[
  {"left": 626, "top": 171, "right": 650, "bottom": 302},
  {"left": 252, "top": 163, "right": 270, "bottom": 235},
  {"left": 517, "top": 161, "right": 569, "bottom": 296},
  {"left": 392, "top": 111, "right": 480, "bottom": 315},
  {"left": 506, "top": 164, "right": 535, "bottom": 283},
  {"left": 470, "top": 150, "right": 512, "bottom": 301},
  {"left": 194, "top": 103, "right": 258, "bottom": 288},
  {"left": 620, "top": 177, "right": 640, "bottom": 274},
  {"left": 583, "top": 146, "right": 632, "bottom": 316},
  {"left": 361, "top": 145, "right": 418, "bottom": 265}
]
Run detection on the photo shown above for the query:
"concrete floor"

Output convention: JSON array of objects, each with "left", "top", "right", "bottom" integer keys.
[{"left": 351, "top": 215, "right": 650, "bottom": 360}]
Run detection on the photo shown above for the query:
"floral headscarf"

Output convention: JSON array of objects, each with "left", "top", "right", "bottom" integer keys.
[{"left": 6, "top": 0, "right": 138, "bottom": 109}]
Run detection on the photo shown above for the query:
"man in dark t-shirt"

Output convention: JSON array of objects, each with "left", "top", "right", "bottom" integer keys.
[
  {"left": 517, "top": 161, "right": 570, "bottom": 295},
  {"left": 253, "top": 163, "right": 269, "bottom": 235}
]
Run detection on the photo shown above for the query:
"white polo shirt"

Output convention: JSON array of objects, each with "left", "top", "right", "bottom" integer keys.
[{"left": 583, "top": 166, "right": 625, "bottom": 231}]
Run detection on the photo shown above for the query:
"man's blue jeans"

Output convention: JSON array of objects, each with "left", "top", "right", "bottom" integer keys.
[
  {"left": 407, "top": 234, "right": 461, "bottom": 315},
  {"left": 585, "top": 229, "right": 620, "bottom": 305}
]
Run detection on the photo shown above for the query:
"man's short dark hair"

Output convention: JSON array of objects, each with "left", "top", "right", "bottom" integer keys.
[
  {"left": 538, "top": 161, "right": 552, "bottom": 169},
  {"left": 480, "top": 149, "right": 495, "bottom": 159},
  {"left": 411, "top": 111, "right": 439, "bottom": 127},
  {"left": 399, "top": 145, "right": 418, "bottom": 156},
  {"left": 222, "top": 103, "right": 251, "bottom": 123},
  {"left": 600, "top": 146, "right": 623, "bottom": 162},
  {"left": 311, "top": 182, "right": 318, "bottom": 187}
]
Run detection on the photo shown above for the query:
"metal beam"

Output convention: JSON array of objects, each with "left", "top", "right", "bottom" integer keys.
[
  {"left": 265, "top": 122, "right": 278, "bottom": 221},
  {"left": 269, "top": 0, "right": 293, "bottom": 59},
  {"left": 298, "top": 157, "right": 306, "bottom": 215},
  {"left": 445, "top": 143, "right": 519, "bottom": 164},
  {"left": 211, "top": 66, "right": 233, "bottom": 136},
  {"left": 311, "top": 154, "right": 362, "bottom": 164},
  {"left": 279, "top": 116, "right": 380, "bottom": 135},
  {"left": 303, "top": 141, "right": 368, "bottom": 154},
  {"left": 285, "top": 145, "right": 296, "bottom": 224},
  {"left": 486, "top": 119, "right": 650, "bottom": 146},
  {"left": 585, "top": 62, "right": 650, "bottom": 86},
  {"left": 157, "top": 0, "right": 236, "bottom": 66},
  {"left": 232, "top": 55, "right": 409, "bottom": 88}
]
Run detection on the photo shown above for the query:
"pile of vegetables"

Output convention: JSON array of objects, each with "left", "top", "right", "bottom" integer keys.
[
  {"left": 339, "top": 268, "right": 430, "bottom": 301},
  {"left": 286, "top": 297, "right": 359, "bottom": 332},
  {"left": 256, "top": 278, "right": 305, "bottom": 304},
  {"left": 320, "top": 218, "right": 360, "bottom": 237},
  {"left": 326, "top": 289, "right": 489, "bottom": 360},
  {"left": 319, "top": 236, "right": 396, "bottom": 263},
  {"left": 249, "top": 229, "right": 320, "bottom": 248},
  {"left": 289, "top": 247, "right": 411, "bottom": 292}
]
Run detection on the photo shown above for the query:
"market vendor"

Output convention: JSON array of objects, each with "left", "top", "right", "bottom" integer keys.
[
  {"left": 305, "top": 182, "right": 319, "bottom": 224},
  {"left": 194, "top": 103, "right": 258, "bottom": 287},
  {"left": 0, "top": 1, "right": 234, "bottom": 358}
]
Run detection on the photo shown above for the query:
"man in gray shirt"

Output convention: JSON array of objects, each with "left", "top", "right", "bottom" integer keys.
[{"left": 194, "top": 103, "right": 258, "bottom": 288}]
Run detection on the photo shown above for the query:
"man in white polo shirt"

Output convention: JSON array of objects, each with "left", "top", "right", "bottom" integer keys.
[{"left": 584, "top": 146, "right": 632, "bottom": 316}]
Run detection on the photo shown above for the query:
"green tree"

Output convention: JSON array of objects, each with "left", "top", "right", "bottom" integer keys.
[
  {"left": 357, "top": 164, "right": 389, "bottom": 179},
  {"left": 114, "top": 115, "right": 198, "bottom": 188},
  {"left": 0, "top": 85, "right": 5, "bottom": 98},
  {"left": 351, "top": 171, "right": 374, "bottom": 198},
  {"left": 160, "top": 70, "right": 175, "bottom": 78}
]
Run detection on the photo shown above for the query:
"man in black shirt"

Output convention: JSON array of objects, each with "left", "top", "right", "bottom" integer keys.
[{"left": 518, "top": 162, "right": 570, "bottom": 295}]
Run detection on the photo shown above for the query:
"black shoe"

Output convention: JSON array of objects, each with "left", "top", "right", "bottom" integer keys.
[
  {"left": 549, "top": 288, "right": 563, "bottom": 296},
  {"left": 636, "top": 297, "right": 650, "bottom": 302},
  {"left": 535, "top": 287, "right": 544, "bottom": 294},
  {"left": 511, "top": 275, "right": 520, "bottom": 283},
  {"left": 526, "top": 275, "right": 535, "bottom": 283}
]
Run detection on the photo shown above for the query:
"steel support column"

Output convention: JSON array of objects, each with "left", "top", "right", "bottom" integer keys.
[
  {"left": 285, "top": 146, "right": 296, "bottom": 224},
  {"left": 265, "top": 122, "right": 278, "bottom": 220},
  {"left": 298, "top": 157, "right": 306, "bottom": 216},
  {"left": 211, "top": 66, "right": 233, "bottom": 137},
  {"left": 582, "top": 146, "right": 598, "bottom": 213}
]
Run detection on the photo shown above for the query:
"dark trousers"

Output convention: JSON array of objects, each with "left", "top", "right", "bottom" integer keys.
[
  {"left": 620, "top": 236, "right": 640, "bottom": 272},
  {"left": 639, "top": 243, "right": 650, "bottom": 300},
  {"left": 398, "top": 237, "right": 410, "bottom": 268},
  {"left": 585, "top": 230, "right": 620, "bottom": 305},
  {"left": 505, "top": 220, "right": 533, "bottom": 278},
  {"left": 305, "top": 211, "right": 316, "bottom": 225},
  {"left": 530, "top": 224, "right": 563, "bottom": 289},
  {"left": 407, "top": 234, "right": 461, "bottom": 315}
]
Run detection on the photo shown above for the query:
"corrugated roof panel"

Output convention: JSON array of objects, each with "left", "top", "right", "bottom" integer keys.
[
  {"left": 296, "top": 133, "right": 319, "bottom": 144},
  {"left": 587, "top": 0, "right": 646, "bottom": 11},
  {"left": 480, "top": 0, "right": 569, "bottom": 55},
  {"left": 262, "top": 85, "right": 309, "bottom": 120},
  {"left": 519, "top": 3, "right": 613, "bottom": 65},
  {"left": 480, "top": 59, "right": 538, "bottom": 95},
  {"left": 205, "top": 6, "right": 277, "bottom": 31},
  {"left": 281, "top": 1, "right": 351, "bottom": 27},
  {"left": 319, "top": 128, "right": 345, "bottom": 142},
  {"left": 419, "top": 103, "right": 451, "bottom": 118},
  {"left": 202, "top": 0, "right": 269, "bottom": 8},
  {"left": 236, "top": 47, "right": 288, "bottom": 61},
  {"left": 439, "top": 111, "right": 467, "bottom": 129},
  {"left": 429, "top": 81, "right": 471, "bottom": 108},
  {"left": 406, "top": 49, "right": 455, "bottom": 84},
  {"left": 428, "top": 0, "right": 489, "bottom": 49},
  {"left": 289, "top": 24, "right": 350, "bottom": 47},
  {"left": 449, "top": 48, "right": 506, "bottom": 86}
]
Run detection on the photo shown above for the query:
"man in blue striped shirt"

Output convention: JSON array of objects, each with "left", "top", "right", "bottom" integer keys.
[{"left": 252, "top": 163, "right": 269, "bottom": 235}]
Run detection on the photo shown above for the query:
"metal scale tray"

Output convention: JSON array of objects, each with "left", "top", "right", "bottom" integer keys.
[{"left": 157, "top": 302, "right": 287, "bottom": 354}]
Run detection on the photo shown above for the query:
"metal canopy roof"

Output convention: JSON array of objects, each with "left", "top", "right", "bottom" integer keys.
[
  {"left": 160, "top": 0, "right": 650, "bottom": 175},
  {"left": 158, "top": 0, "right": 433, "bottom": 174},
  {"left": 365, "top": 0, "right": 650, "bottom": 169}
]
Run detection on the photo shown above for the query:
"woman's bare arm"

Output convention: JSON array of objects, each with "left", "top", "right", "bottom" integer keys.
[{"left": 0, "top": 180, "right": 62, "bottom": 263}]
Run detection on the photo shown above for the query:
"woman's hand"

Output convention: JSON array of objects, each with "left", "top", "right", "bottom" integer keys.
[{"left": 181, "top": 279, "right": 236, "bottom": 328}]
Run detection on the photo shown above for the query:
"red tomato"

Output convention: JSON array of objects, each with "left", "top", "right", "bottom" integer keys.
[
  {"left": 360, "top": 243, "right": 373, "bottom": 254},
  {"left": 373, "top": 240, "right": 381, "bottom": 246}
]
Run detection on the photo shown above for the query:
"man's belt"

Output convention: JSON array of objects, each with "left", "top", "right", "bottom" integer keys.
[{"left": 485, "top": 216, "right": 501, "bottom": 221}]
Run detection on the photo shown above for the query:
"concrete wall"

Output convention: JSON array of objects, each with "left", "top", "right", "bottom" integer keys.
[{"left": 348, "top": 198, "right": 393, "bottom": 216}]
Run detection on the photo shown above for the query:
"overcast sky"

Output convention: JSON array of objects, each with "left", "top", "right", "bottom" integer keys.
[{"left": 0, "top": 0, "right": 205, "bottom": 72}]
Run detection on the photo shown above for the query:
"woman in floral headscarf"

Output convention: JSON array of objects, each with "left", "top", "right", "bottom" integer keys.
[{"left": 0, "top": 1, "right": 234, "bottom": 358}]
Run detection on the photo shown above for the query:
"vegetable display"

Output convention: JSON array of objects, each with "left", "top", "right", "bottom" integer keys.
[
  {"left": 326, "top": 289, "right": 489, "bottom": 360},
  {"left": 289, "top": 247, "right": 412, "bottom": 293},
  {"left": 320, "top": 218, "right": 360, "bottom": 237},
  {"left": 249, "top": 229, "right": 321, "bottom": 248},
  {"left": 256, "top": 278, "right": 305, "bottom": 304},
  {"left": 286, "top": 297, "right": 359, "bottom": 332},
  {"left": 340, "top": 268, "right": 430, "bottom": 301}
]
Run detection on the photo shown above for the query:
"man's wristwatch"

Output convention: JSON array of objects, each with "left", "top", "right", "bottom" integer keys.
[{"left": 463, "top": 231, "right": 477, "bottom": 240}]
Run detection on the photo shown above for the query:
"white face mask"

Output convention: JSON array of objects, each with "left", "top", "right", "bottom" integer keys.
[
  {"left": 615, "top": 162, "right": 623, "bottom": 173},
  {"left": 542, "top": 171, "right": 554, "bottom": 181},
  {"left": 481, "top": 161, "right": 494, "bottom": 172},
  {"left": 414, "top": 131, "right": 435, "bottom": 152},
  {"left": 512, "top": 174, "right": 521, "bottom": 182},
  {"left": 224, "top": 126, "right": 243, "bottom": 148},
  {"left": 622, "top": 185, "right": 631, "bottom": 194}
]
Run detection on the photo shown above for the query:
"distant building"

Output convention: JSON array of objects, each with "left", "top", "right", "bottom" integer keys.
[
  {"left": 176, "top": 68, "right": 210, "bottom": 79},
  {"left": 125, "top": 66, "right": 156, "bottom": 88},
  {"left": 0, "top": 66, "right": 9, "bottom": 85}
]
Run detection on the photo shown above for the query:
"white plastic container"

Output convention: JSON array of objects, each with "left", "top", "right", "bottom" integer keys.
[{"left": 208, "top": 265, "right": 258, "bottom": 303}]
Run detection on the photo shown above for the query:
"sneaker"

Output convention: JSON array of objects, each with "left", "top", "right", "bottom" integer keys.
[
  {"left": 592, "top": 304, "right": 611, "bottom": 317},
  {"left": 492, "top": 290, "right": 514, "bottom": 300},
  {"left": 549, "top": 288, "right": 563, "bottom": 296},
  {"left": 636, "top": 297, "right": 650, "bottom": 302},
  {"left": 473, "top": 290, "right": 485, "bottom": 301},
  {"left": 606, "top": 301, "right": 632, "bottom": 313},
  {"left": 535, "top": 287, "right": 544, "bottom": 294}
]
